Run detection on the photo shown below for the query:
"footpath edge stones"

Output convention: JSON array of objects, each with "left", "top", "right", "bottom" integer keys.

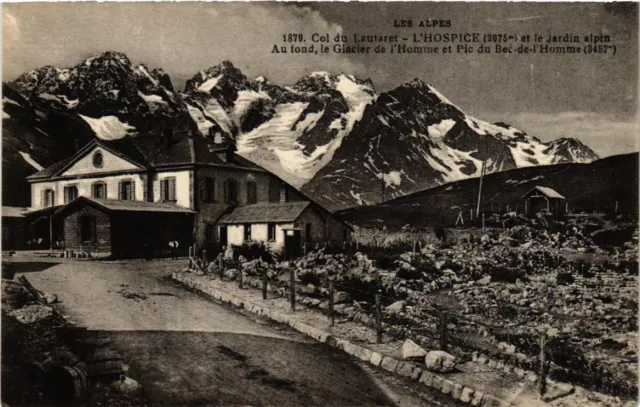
[{"left": 173, "top": 272, "right": 517, "bottom": 406}]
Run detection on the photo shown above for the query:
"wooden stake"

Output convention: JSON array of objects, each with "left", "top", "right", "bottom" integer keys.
[
  {"left": 482, "top": 213, "right": 485, "bottom": 232},
  {"left": 328, "top": 280, "right": 335, "bottom": 327},
  {"left": 439, "top": 311, "right": 448, "bottom": 351},
  {"left": 202, "top": 250, "right": 207, "bottom": 268},
  {"left": 290, "top": 267, "right": 296, "bottom": 311},
  {"left": 539, "top": 332, "right": 547, "bottom": 395},
  {"left": 375, "top": 293, "right": 382, "bottom": 344},
  {"left": 262, "top": 270, "right": 268, "bottom": 300},
  {"left": 238, "top": 262, "right": 243, "bottom": 289},
  {"left": 188, "top": 246, "right": 193, "bottom": 268}
]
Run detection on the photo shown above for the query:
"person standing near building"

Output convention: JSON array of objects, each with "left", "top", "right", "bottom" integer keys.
[{"left": 169, "top": 239, "right": 179, "bottom": 260}]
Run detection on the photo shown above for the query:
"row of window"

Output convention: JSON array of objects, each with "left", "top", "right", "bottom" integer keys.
[
  {"left": 42, "top": 176, "right": 292, "bottom": 207},
  {"left": 199, "top": 178, "right": 260, "bottom": 204},
  {"left": 42, "top": 178, "right": 177, "bottom": 206}
]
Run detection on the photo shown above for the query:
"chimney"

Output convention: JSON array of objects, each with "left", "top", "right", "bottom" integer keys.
[
  {"left": 280, "top": 182, "right": 287, "bottom": 203},
  {"left": 225, "top": 145, "right": 235, "bottom": 163}
]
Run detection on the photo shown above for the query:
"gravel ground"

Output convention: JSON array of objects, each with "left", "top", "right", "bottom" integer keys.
[{"left": 7, "top": 257, "right": 456, "bottom": 407}]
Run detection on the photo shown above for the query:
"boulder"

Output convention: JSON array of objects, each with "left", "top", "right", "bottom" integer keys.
[
  {"left": 424, "top": 350, "right": 456, "bottom": 373},
  {"left": 402, "top": 339, "right": 427, "bottom": 360},
  {"left": 477, "top": 276, "right": 491, "bottom": 285},
  {"left": 224, "top": 269, "right": 238, "bottom": 279},
  {"left": 110, "top": 376, "right": 141, "bottom": 394},
  {"left": 386, "top": 300, "right": 405, "bottom": 313},
  {"left": 333, "top": 291, "right": 352, "bottom": 304}
]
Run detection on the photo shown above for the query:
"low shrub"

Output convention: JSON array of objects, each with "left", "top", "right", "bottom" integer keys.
[
  {"left": 556, "top": 272, "right": 575, "bottom": 285},
  {"left": 490, "top": 266, "right": 525, "bottom": 284}
]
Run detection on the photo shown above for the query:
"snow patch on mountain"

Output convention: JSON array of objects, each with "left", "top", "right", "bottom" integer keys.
[
  {"left": 197, "top": 74, "right": 222, "bottom": 93},
  {"left": 38, "top": 93, "right": 79, "bottom": 109},
  {"left": 138, "top": 91, "right": 167, "bottom": 105},
  {"left": 231, "top": 90, "right": 271, "bottom": 126},
  {"left": 427, "top": 119, "right": 456, "bottom": 138},
  {"left": 378, "top": 171, "right": 402, "bottom": 187},
  {"left": 79, "top": 114, "right": 136, "bottom": 140}
]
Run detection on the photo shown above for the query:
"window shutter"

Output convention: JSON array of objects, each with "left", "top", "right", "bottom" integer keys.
[
  {"left": 169, "top": 178, "right": 176, "bottom": 201},
  {"left": 160, "top": 180, "right": 166, "bottom": 201},
  {"left": 130, "top": 182, "right": 136, "bottom": 201},
  {"left": 223, "top": 180, "right": 229, "bottom": 203},
  {"left": 118, "top": 181, "right": 123, "bottom": 200},
  {"left": 199, "top": 179, "right": 206, "bottom": 202}
]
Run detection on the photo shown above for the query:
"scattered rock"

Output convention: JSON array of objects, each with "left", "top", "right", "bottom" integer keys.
[
  {"left": 402, "top": 339, "right": 427, "bottom": 360},
  {"left": 333, "top": 291, "right": 352, "bottom": 304},
  {"left": 424, "top": 350, "right": 456, "bottom": 373},
  {"left": 109, "top": 376, "right": 141, "bottom": 394},
  {"left": 8, "top": 304, "right": 54, "bottom": 324},
  {"left": 386, "top": 300, "right": 405, "bottom": 313}
]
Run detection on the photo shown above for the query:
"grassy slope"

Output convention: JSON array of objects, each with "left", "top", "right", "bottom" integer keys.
[{"left": 338, "top": 153, "right": 639, "bottom": 229}]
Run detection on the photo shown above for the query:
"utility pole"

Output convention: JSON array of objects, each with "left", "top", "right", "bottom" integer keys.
[{"left": 476, "top": 160, "right": 486, "bottom": 218}]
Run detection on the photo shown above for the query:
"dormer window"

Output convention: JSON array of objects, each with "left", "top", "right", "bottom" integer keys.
[{"left": 93, "top": 151, "right": 104, "bottom": 168}]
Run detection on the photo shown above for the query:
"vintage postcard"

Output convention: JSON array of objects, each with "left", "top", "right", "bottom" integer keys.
[{"left": 1, "top": 2, "right": 638, "bottom": 406}]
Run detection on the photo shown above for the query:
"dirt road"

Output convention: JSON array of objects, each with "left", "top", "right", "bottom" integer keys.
[{"left": 10, "top": 258, "right": 453, "bottom": 407}]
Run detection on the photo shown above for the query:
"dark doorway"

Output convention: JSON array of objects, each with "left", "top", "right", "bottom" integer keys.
[
  {"left": 284, "top": 230, "right": 301, "bottom": 260},
  {"left": 219, "top": 226, "right": 228, "bottom": 248}
]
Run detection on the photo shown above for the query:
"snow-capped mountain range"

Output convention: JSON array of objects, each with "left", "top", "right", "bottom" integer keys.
[{"left": 2, "top": 51, "right": 599, "bottom": 210}]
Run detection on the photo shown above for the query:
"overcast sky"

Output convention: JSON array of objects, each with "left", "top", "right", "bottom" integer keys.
[{"left": 2, "top": 2, "right": 638, "bottom": 157}]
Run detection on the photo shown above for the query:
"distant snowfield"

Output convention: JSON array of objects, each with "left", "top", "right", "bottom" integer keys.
[
  {"left": 79, "top": 114, "right": 136, "bottom": 140},
  {"left": 236, "top": 75, "right": 375, "bottom": 187}
]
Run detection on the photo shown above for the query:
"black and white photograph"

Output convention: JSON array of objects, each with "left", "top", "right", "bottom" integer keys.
[{"left": 1, "top": 2, "right": 638, "bottom": 406}]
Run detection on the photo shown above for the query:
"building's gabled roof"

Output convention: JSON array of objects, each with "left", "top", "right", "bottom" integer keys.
[
  {"left": 28, "top": 130, "right": 265, "bottom": 181},
  {"left": 55, "top": 196, "right": 195, "bottom": 215},
  {"left": 523, "top": 186, "right": 566, "bottom": 200},
  {"left": 218, "top": 202, "right": 312, "bottom": 224},
  {"left": 2, "top": 206, "right": 30, "bottom": 218}
]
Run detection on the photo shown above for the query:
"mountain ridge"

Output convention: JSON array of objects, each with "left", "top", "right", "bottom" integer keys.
[{"left": 2, "top": 51, "right": 600, "bottom": 209}]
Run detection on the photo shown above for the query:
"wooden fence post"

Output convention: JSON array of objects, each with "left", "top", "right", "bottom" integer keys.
[
  {"left": 375, "top": 292, "right": 382, "bottom": 344},
  {"left": 238, "top": 262, "right": 243, "bottom": 289},
  {"left": 188, "top": 246, "right": 193, "bottom": 268},
  {"left": 482, "top": 213, "right": 485, "bottom": 232},
  {"left": 218, "top": 256, "right": 224, "bottom": 280},
  {"left": 539, "top": 332, "right": 547, "bottom": 395},
  {"left": 439, "top": 311, "right": 448, "bottom": 351},
  {"left": 328, "top": 280, "right": 335, "bottom": 327},
  {"left": 262, "top": 269, "right": 268, "bottom": 300},
  {"left": 290, "top": 267, "right": 296, "bottom": 311},
  {"left": 303, "top": 242, "right": 307, "bottom": 257},
  {"left": 202, "top": 250, "right": 207, "bottom": 269}
]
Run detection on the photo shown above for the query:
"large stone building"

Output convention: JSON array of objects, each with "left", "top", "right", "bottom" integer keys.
[{"left": 22, "top": 129, "right": 351, "bottom": 258}]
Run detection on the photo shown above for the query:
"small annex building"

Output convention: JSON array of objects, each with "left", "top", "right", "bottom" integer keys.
[
  {"left": 217, "top": 201, "right": 351, "bottom": 257},
  {"left": 523, "top": 186, "right": 566, "bottom": 215},
  {"left": 55, "top": 197, "right": 194, "bottom": 258}
]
